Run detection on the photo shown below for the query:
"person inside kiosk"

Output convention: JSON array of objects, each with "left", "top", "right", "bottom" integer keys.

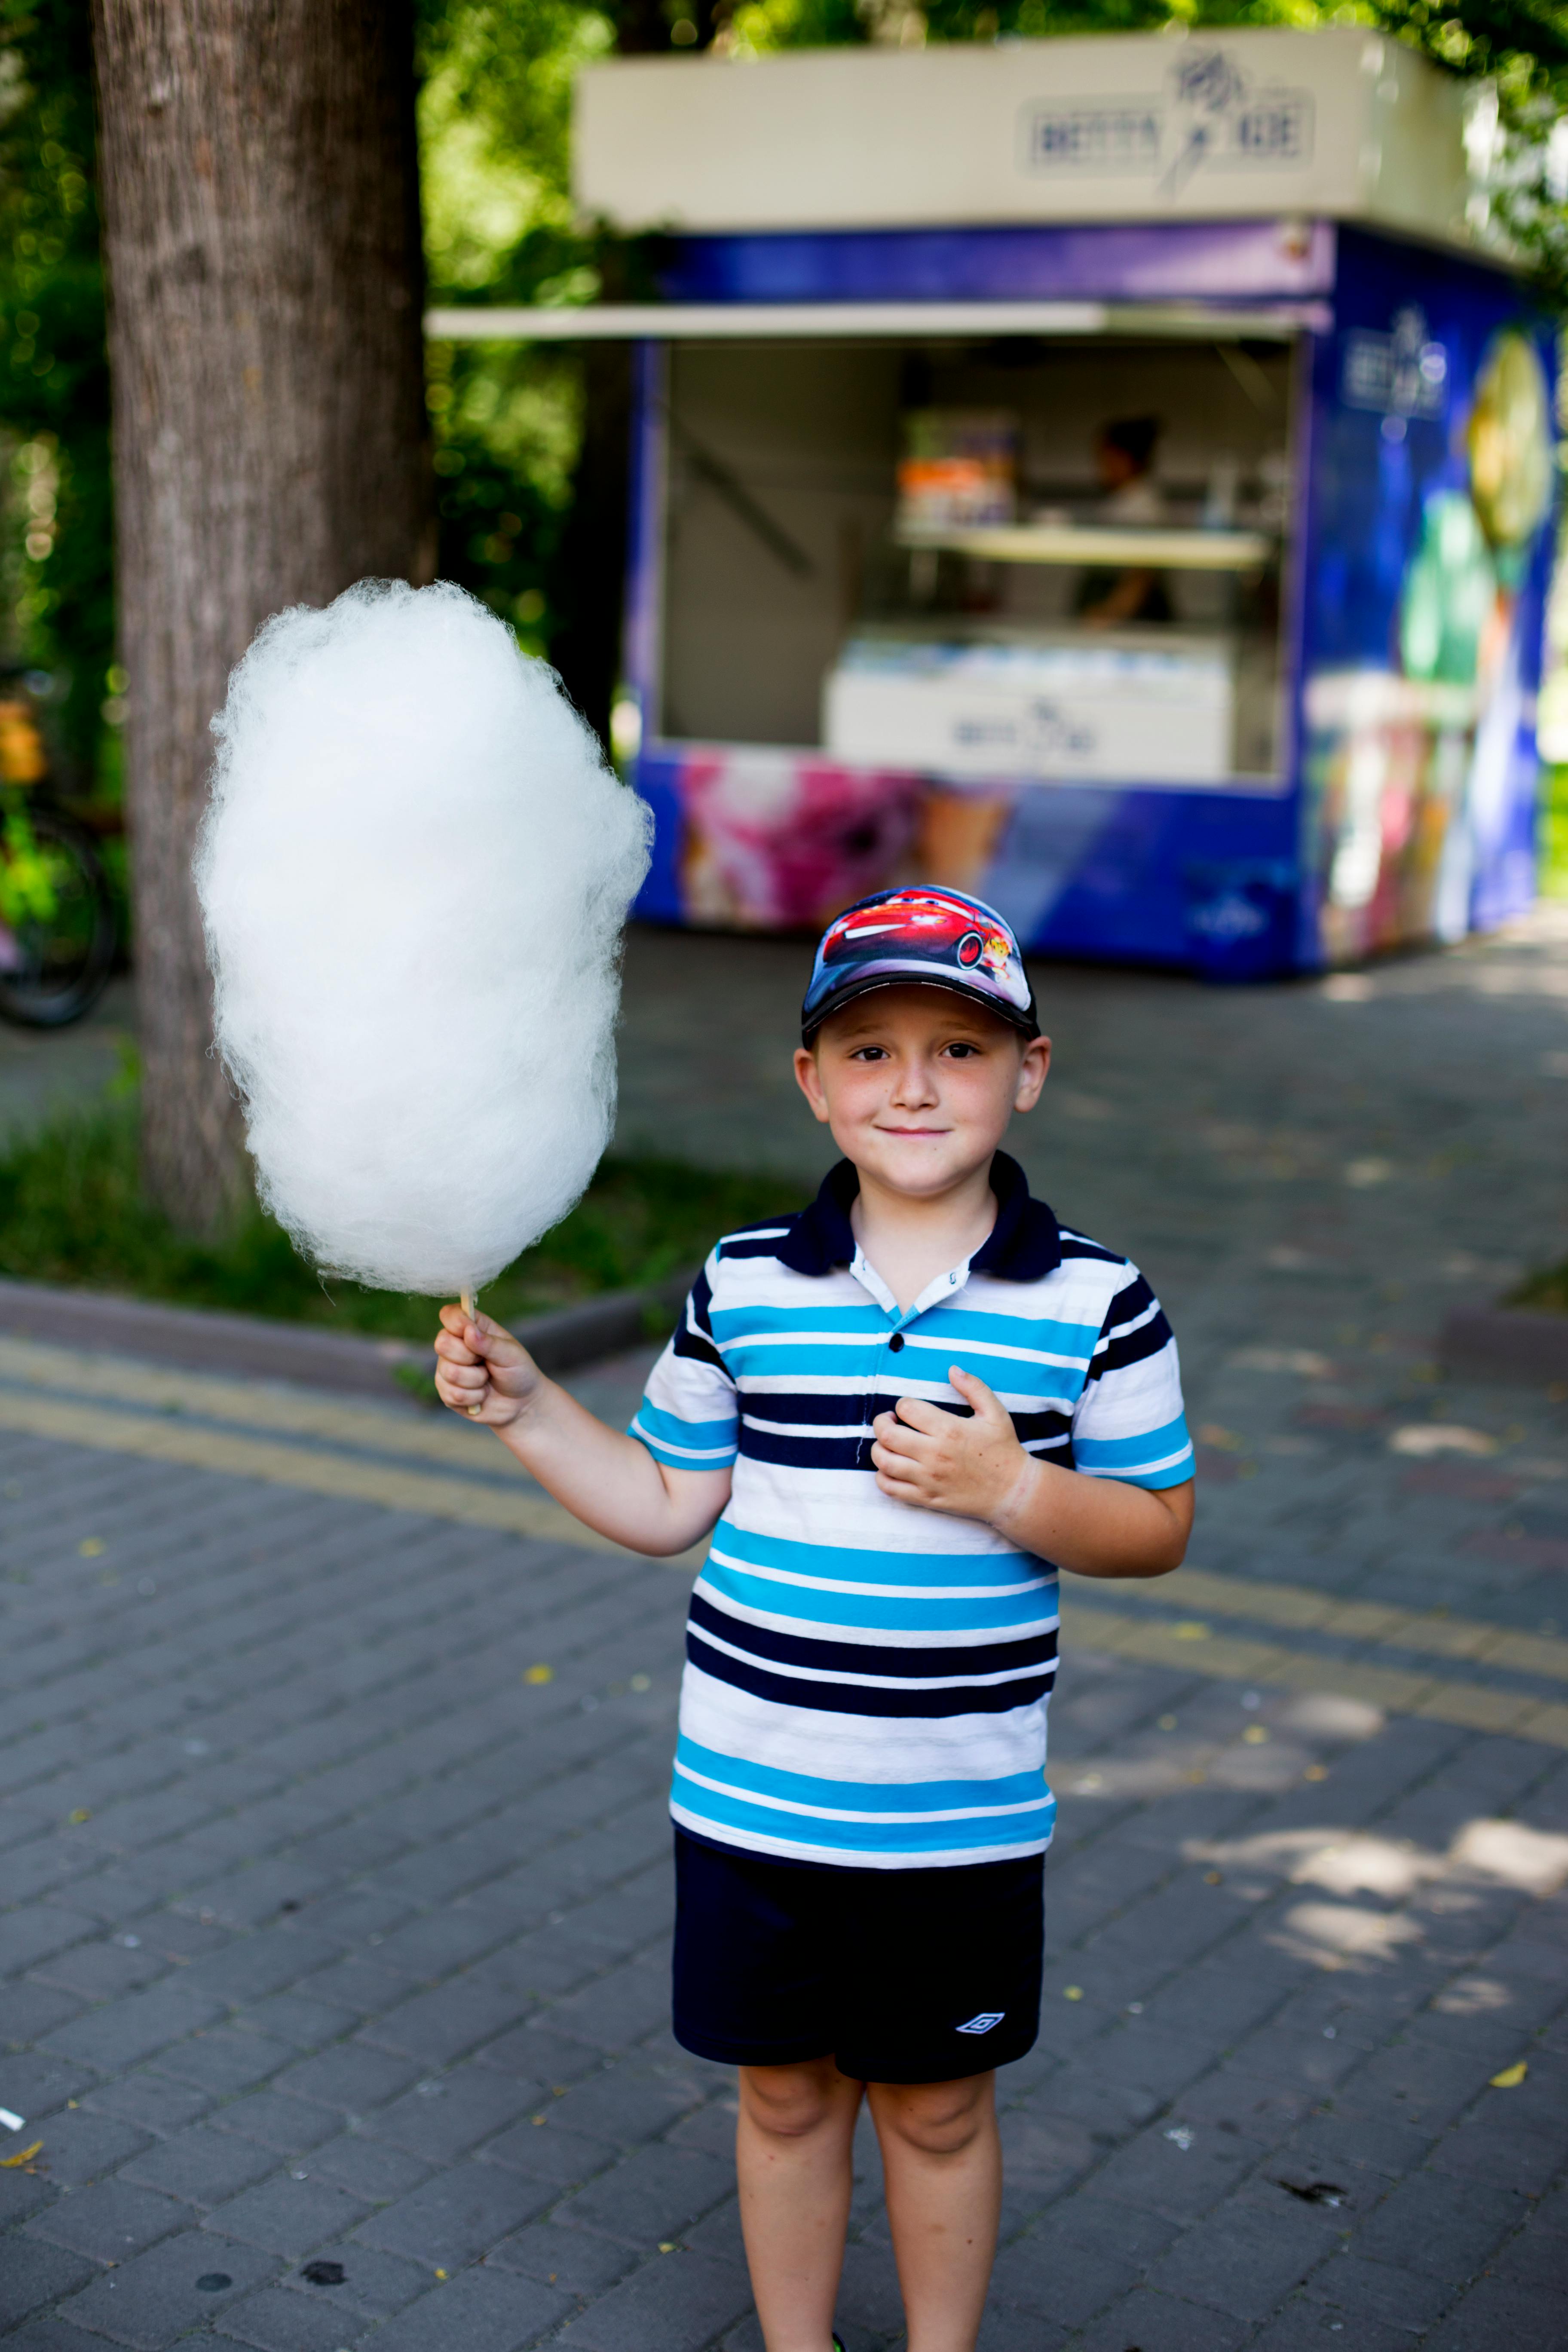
[{"left": 1076, "top": 414, "right": 1173, "bottom": 629}]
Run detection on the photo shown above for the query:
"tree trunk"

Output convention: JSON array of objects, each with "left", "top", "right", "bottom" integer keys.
[{"left": 90, "top": 0, "right": 432, "bottom": 1236}]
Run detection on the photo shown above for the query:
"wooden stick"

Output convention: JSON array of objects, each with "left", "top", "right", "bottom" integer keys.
[{"left": 460, "top": 1287, "right": 483, "bottom": 1416}]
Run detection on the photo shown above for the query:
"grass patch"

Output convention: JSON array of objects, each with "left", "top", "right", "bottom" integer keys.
[
  {"left": 1508, "top": 1260, "right": 1568, "bottom": 1314},
  {"left": 0, "top": 1092, "right": 810, "bottom": 1341}
]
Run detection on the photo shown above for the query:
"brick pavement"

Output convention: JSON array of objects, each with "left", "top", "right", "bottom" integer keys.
[{"left": 4, "top": 914, "right": 1568, "bottom": 2348}]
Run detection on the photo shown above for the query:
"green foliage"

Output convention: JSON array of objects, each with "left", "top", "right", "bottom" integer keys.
[
  {"left": 1540, "top": 759, "right": 1568, "bottom": 893},
  {"left": 0, "top": 0, "right": 111, "bottom": 788},
  {"left": 0, "top": 1084, "right": 807, "bottom": 1338}
]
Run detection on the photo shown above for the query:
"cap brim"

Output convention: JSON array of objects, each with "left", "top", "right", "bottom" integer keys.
[{"left": 802, "top": 972, "right": 1040, "bottom": 1044}]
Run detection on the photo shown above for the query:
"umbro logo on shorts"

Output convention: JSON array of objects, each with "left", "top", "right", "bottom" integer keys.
[{"left": 956, "top": 2011, "right": 1005, "bottom": 2034}]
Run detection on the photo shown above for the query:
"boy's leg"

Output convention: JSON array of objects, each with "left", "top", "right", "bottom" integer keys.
[
  {"left": 867, "top": 2070, "right": 1001, "bottom": 2352},
  {"left": 737, "top": 2057, "right": 864, "bottom": 2352}
]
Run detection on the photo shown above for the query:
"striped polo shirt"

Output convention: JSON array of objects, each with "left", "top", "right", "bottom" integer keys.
[{"left": 630, "top": 1152, "right": 1193, "bottom": 1871}]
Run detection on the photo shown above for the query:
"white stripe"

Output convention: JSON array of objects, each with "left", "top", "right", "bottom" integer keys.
[{"left": 670, "top": 1801, "right": 1050, "bottom": 1869}]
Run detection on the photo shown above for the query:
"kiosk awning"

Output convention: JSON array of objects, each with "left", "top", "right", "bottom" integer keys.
[{"left": 423, "top": 300, "right": 1326, "bottom": 343}]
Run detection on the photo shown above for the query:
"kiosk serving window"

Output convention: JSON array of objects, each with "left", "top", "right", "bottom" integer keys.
[{"left": 656, "top": 331, "right": 1296, "bottom": 789}]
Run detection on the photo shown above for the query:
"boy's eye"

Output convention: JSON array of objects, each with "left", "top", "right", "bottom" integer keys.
[
  {"left": 946, "top": 1041, "right": 981, "bottom": 1058},
  {"left": 850, "top": 1044, "right": 889, "bottom": 1061}
]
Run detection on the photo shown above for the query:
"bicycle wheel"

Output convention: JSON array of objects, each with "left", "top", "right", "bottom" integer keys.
[{"left": 0, "top": 799, "right": 116, "bottom": 1027}]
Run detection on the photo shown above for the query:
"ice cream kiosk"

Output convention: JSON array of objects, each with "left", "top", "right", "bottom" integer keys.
[{"left": 561, "top": 32, "right": 1558, "bottom": 974}]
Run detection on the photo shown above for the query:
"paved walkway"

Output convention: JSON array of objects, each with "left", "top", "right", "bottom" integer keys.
[{"left": 3, "top": 916, "right": 1568, "bottom": 2351}]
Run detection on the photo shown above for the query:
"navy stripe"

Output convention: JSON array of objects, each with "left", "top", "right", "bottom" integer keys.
[
  {"left": 1095, "top": 1312, "right": 1174, "bottom": 1378},
  {"left": 689, "top": 1630, "right": 1057, "bottom": 1717},
  {"left": 740, "top": 1393, "right": 1068, "bottom": 1433},
  {"left": 675, "top": 1321, "right": 728, "bottom": 1373},
  {"left": 738, "top": 1427, "right": 867, "bottom": 1470},
  {"left": 689, "top": 1591, "right": 1058, "bottom": 1680}
]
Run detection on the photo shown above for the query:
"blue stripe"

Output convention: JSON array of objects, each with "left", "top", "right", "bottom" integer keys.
[
  {"left": 710, "top": 1303, "right": 891, "bottom": 1339},
  {"left": 713, "top": 1519, "right": 1050, "bottom": 1588},
  {"left": 634, "top": 1402, "right": 738, "bottom": 1458},
  {"left": 633, "top": 1401, "right": 738, "bottom": 1451},
  {"left": 909, "top": 1305, "right": 1104, "bottom": 1354},
  {"left": 677, "top": 1734, "right": 1051, "bottom": 1813},
  {"left": 1072, "top": 1413, "right": 1189, "bottom": 1469},
  {"left": 672, "top": 1775, "right": 1057, "bottom": 1856},
  {"left": 701, "top": 1559, "right": 1058, "bottom": 1634}
]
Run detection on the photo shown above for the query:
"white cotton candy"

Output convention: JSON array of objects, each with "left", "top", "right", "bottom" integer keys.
[{"left": 196, "top": 579, "right": 652, "bottom": 1295}]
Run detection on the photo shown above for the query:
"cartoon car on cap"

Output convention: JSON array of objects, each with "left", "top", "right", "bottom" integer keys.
[{"left": 818, "top": 889, "right": 1015, "bottom": 985}]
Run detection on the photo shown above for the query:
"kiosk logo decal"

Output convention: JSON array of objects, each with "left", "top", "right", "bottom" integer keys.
[
  {"left": 1025, "top": 48, "right": 1314, "bottom": 195},
  {"left": 1341, "top": 306, "right": 1449, "bottom": 423}
]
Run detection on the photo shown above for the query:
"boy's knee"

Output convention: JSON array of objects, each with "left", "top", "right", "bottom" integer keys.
[
  {"left": 740, "top": 2060, "right": 851, "bottom": 2142},
  {"left": 876, "top": 2076, "right": 992, "bottom": 2159}
]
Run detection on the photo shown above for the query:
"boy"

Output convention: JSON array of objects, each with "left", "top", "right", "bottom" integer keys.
[{"left": 434, "top": 885, "right": 1194, "bottom": 2352}]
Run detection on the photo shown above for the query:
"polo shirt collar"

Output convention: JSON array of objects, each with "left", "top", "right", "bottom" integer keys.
[{"left": 776, "top": 1151, "right": 1060, "bottom": 1283}]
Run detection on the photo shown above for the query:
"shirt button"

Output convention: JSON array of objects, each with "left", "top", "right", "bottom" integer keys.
[{"left": 888, "top": 1332, "right": 905, "bottom": 1352}]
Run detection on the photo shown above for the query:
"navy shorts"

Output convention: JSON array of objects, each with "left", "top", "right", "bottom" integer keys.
[{"left": 671, "top": 1828, "right": 1044, "bottom": 2083}]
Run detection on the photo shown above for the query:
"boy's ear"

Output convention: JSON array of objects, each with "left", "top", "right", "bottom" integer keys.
[
  {"left": 793, "top": 1043, "right": 833, "bottom": 1125},
  {"left": 1014, "top": 1033, "right": 1050, "bottom": 1113}
]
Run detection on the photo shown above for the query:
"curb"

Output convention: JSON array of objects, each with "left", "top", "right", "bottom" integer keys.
[
  {"left": 1439, "top": 1301, "right": 1568, "bottom": 1387},
  {"left": 0, "top": 1271, "right": 692, "bottom": 1403}
]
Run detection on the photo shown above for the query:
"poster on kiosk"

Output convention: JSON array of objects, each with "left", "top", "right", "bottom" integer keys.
[{"left": 564, "top": 30, "right": 1559, "bottom": 977}]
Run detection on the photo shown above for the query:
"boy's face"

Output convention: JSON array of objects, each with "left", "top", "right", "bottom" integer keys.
[{"left": 793, "top": 985, "right": 1050, "bottom": 1202}]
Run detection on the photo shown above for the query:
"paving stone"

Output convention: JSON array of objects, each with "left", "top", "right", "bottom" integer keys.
[
  {"left": 202, "top": 2170, "right": 373, "bottom": 2257},
  {"left": 361, "top": 2064, "right": 537, "bottom": 2161},
  {"left": 304, "top": 2130, "right": 435, "bottom": 2203},
  {"left": 0, "top": 2238, "right": 98, "bottom": 2333},
  {"left": 487, "top": 2220, "right": 643, "bottom": 2295},
  {"left": 214, "top": 2282, "right": 365, "bottom": 2352},
  {"left": 278, "top": 2240, "right": 434, "bottom": 2319},
  {"left": 478, "top": 2116, "right": 623, "bottom": 2189},
  {"left": 1147, "top": 2195, "right": 1344, "bottom": 2321},
  {"left": 122, "top": 2123, "right": 283, "bottom": 2208},
  {"left": 209, "top": 2088, "right": 345, "bottom": 2155},
  {"left": 1422, "top": 2272, "right": 1568, "bottom": 2352},
  {"left": 0, "top": 2321, "right": 126, "bottom": 2352},
  {"left": 1352, "top": 2167, "right": 1527, "bottom": 2282},
  {"left": 273, "top": 2039, "right": 424, "bottom": 2113},
  {"left": 0, "top": 2165, "right": 59, "bottom": 2230},
  {"left": 550, "top": 2063, "right": 705, "bottom": 2148},
  {"left": 18, "top": 2105, "right": 151, "bottom": 2186},
  {"left": 993, "top": 2195, "right": 1179, "bottom": 2325},
  {"left": 26, "top": 2173, "right": 189, "bottom": 2264},
  {"left": 54, "top": 2227, "right": 281, "bottom": 2348},
  {"left": 1062, "top": 2282, "right": 1252, "bottom": 2352},
  {"left": 145, "top": 2027, "right": 296, "bottom": 2097},
  {"left": 1302, "top": 2252, "right": 1454, "bottom": 2330},
  {"left": 85, "top": 2073, "right": 213, "bottom": 2137},
  {"left": 352, "top": 2161, "right": 554, "bottom": 2267},
  {"left": 1248, "top": 2303, "right": 1414, "bottom": 2351},
  {"left": 364, "top": 2263, "right": 575, "bottom": 2351},
  {"left": 554, "top": 2247, "right": 753, "bottom": 2350},
  {"left": 557, "top": 2143, "right": 736, "bottom": 2247},
  {"left": 37, "top": 1981, "right": 228, "bottom": 2070}
]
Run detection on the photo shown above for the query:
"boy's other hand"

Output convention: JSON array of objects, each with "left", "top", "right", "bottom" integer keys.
[
  {"left": 433, "top": 1304, "right": 543, "bottom": 1430},
  {"left": 870, "top": 1366, "right": 1032, "bottom": 1525}
]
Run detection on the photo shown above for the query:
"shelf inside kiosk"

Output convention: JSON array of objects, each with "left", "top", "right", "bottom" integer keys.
[{"left": 655, "top": 333, "right": 1294, "bottom": 787}]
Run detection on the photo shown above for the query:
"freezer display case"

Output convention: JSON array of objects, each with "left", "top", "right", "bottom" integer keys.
[{"left": 566, "top": 32, "right": 1559, "bottom": 974}]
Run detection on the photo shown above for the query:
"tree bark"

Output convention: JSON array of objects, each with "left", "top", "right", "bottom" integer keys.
[{"left": 90, "top": 0, "right": 432, "bottom": 1235}]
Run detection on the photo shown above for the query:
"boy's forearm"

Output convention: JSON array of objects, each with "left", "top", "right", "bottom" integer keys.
[
  {"left": 490, "top": 1378, "right": 710, "bottom": 1556},
  {"left": 989, "top": 1459, "right": 1191, "bottom": 1579}
]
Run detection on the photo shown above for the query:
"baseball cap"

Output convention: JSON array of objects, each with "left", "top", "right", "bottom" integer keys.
[{"left": 802, "top": 886, "right": 1039, "bottom": 1044}]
